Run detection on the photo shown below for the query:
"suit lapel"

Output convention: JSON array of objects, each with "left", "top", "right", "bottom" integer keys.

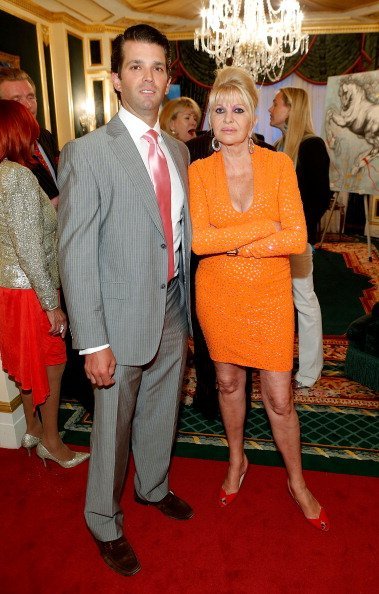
[
  {"left": 39, "top": 129, "right": 58, "bottom": 175},
  {"left": 162, "top": 132, "right": 188, "bottom": 197},
  {"left": 106, "top": 115, "right": 164, "bottom": 235},
  {"left": 162, "top": 132, "right": 191, "bottom": 258},
  {"left": 105, "top": 116, "right": 190, "bottom": 242}
]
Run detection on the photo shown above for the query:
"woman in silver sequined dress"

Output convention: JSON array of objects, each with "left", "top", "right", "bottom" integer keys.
[{"left": 0, "top": 100, "right": 89, "bottom": 468}]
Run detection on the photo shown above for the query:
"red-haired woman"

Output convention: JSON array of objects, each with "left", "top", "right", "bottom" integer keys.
[{"left": 0, "top": 100, "right": 89, "bottom": 468}]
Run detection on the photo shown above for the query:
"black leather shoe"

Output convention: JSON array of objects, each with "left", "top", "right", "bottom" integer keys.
[
  {"left": 95, "top": 535, "right": 141, "bottom": 576},
  {"left": 134, "top": 490, "right": 194, "bottom": 520}
]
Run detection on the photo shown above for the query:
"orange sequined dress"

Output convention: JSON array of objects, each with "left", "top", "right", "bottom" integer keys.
[{"left": 189, "top": 147, "right": 306, "bottom": 372}]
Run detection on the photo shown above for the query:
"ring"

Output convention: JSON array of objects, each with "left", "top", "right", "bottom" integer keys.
[{"left": 59, "top": 324, "right": 65, "bottom": 333}]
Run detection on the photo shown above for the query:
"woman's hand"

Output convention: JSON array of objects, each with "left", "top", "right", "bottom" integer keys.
[
  {"left": 50, "top": 196, "right": 59, "bottom": 210},
  {"left": 237, "top": 243, "right": 254, "bottom": 258},
  {"left": 238, "top": 221, "right": 282, "bottom": 257},
  {"left": 46, "top": 307, "right": 67, "bottom": 338}
]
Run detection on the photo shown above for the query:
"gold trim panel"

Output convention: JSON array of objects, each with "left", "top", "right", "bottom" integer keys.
[
  {"left": 175, "top": 23, "right": 379, "bottom": 40},
  {"left": 0, "top": 394, "right": 22, "bottom": 413},
  {"left": 303, "top": 23, "right": 379, "bottom": 34}
]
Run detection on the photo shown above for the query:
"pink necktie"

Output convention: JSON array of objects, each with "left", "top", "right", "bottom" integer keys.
[{"left": 142, "top": 129, "right": 174, "bottom": 282}]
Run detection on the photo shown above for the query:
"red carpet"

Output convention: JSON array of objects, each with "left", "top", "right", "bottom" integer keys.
[{"left": 1, "top": 447, "right": 378, "bottom": 594}]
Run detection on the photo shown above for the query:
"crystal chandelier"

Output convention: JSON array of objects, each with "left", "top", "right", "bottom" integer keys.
[{"left": 194, "top": 0, "right": 309, "bottom": 82}]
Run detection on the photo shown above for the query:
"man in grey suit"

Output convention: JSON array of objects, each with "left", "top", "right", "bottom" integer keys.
[{"left": 58, "top": 24, "right": 193, "bottom": 577}]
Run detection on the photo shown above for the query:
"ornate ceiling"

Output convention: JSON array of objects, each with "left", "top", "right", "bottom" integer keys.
[{"left": 5, "top": 0, "right": 379, "bottom": 36}]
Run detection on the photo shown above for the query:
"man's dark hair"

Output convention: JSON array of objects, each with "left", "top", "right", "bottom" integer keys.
[{"left": 111, "top": 24, "right": 171, "bottom": 77}]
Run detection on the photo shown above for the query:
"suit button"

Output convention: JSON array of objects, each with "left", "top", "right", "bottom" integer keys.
[
  {"left": 161, "top": 243, "right": 166, "bottom": 249},
  {"left": 161, "top": 283, "right": 166, "bottom": 289}
]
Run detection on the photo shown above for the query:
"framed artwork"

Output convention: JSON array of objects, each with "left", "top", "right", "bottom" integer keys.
[
  {"left": 93, "top": 79, "right": 105, "bottom": 128},
  {"left": 89, "top": 39, "right": 102, "bottom": 65},
  {"left": 323, "top": 70, "right": 379, "bottom": 196},
  {"left": 0, "top": 51, "right": 20, "bottom": 68}
]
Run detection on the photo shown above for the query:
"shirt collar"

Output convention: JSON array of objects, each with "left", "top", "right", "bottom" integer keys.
[{"left": 118, "top": 105, "right": 161, "bottom": 143}]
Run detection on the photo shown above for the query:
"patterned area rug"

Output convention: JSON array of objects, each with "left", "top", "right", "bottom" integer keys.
[
  {"left": 59, "top": 241, "right": 379, "bottom": 475},
  {"left": 179, "top": 335, "right": 379, "bottom": 469},
  {"left": 322, "top": 239, "right": 379, "bottom": 312}
]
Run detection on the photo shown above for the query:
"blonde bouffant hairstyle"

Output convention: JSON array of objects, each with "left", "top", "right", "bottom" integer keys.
[
  {"left": 159, "top": 97, "right": 201, "bottom": 137},
  {"left": 208, "top": 66, "right": 259, "bottom": 131},
  {"left": 276, "top": 87, "right": 315, "bottom": 166}
]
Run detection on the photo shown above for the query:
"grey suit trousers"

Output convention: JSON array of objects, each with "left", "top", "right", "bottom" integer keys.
[{"left": 85, "top": 278, "right": 188, "bottom": 541}]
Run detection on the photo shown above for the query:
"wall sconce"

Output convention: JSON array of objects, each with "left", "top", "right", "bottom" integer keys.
[{"left": 79, "top": 99, "right": 96, "bottom": 135}]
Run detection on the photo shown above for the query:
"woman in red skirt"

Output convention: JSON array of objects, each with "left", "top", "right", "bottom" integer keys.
[{"left": 0, "top": 99, "right": 89, "bottom": 468}]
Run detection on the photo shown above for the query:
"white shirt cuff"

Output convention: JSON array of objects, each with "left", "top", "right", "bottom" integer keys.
[{"left": 79, "top": 344, "right": 110, "bottom": 355}]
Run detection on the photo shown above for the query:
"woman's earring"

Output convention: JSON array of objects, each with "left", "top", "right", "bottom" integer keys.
[
  {"left": 212, "top": 137, "right": 221, "bottom": 152},
  {"left": 248, "top": 137, "right": 255, "bottom": 154}
]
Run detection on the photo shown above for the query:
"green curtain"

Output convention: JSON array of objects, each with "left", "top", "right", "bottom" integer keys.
[{"left": 171, "top": 33, "right": 379, "bottom": 114}]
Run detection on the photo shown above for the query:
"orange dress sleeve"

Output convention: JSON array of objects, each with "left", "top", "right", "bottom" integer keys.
[
  {"left": 239, "top": 153, "right": 307, "bottom": 258},
  {"left": 189, "top": 158, "right": 277, "bottom": 256}
]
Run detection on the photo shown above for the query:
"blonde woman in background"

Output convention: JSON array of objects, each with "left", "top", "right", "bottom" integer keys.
[
  {"left": 269, "top": 88, "right": 331, "bottom": 389},
  {"left": 160, "top": 97, "right": 201, "bottom": 142}
]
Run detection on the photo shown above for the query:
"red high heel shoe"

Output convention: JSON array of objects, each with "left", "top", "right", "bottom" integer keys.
[
  {"left": 219, "top": 464, "right": 248, "bottom": 507},
  {"left": 288, "top": 481, "right": 330, "bottom": 531}
]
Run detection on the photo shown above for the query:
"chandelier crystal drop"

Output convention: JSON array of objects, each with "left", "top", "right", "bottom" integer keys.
[{"left": 194, "top": 0, "right": 309, "bottom": 82}]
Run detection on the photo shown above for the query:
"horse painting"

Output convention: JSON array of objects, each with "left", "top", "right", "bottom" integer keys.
[{"left": 323, "top": 72, "right": 379, "bottom": 194}]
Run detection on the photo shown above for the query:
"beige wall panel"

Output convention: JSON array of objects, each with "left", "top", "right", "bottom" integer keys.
[{"left": 49, "top": 22, "right": 75, "bottom": 147}]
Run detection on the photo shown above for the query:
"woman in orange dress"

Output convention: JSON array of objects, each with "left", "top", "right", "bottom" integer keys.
[{"left": 189, "top": 67, "right": 329, "bottom": 530}]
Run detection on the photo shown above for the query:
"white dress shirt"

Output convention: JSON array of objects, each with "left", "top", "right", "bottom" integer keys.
[{"left": 37, "top": 141, "right": 57, "bottom": 183}]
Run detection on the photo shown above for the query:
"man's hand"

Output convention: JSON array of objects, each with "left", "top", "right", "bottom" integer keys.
[{"left": 84, "top": 348, "right": 116, "bottom": 387}]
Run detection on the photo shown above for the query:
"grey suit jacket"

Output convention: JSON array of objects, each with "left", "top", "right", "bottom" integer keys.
[{"left": 57, "top": 114, "right": 191, "bottom": 365}]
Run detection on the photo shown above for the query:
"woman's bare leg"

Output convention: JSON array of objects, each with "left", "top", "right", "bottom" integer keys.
[
  {"left": 260, "top": 369, "right": 321, "bottom": 518},
  {"left": 21, "top": 393, "right": 43, "bottom": 437},
  {"left": 39, "top": 363, "right": 75, "bottom": 461},
  {"left": 215, "top": 362, "right": 249, "bottom": 494}
]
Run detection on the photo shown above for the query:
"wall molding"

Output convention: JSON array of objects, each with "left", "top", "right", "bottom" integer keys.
[
  {"left": 4, "top": 0, "right": 379, "bottom": 39},
  {"left": 0, "top": 394, "right": 22, "bottom": 413}
]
